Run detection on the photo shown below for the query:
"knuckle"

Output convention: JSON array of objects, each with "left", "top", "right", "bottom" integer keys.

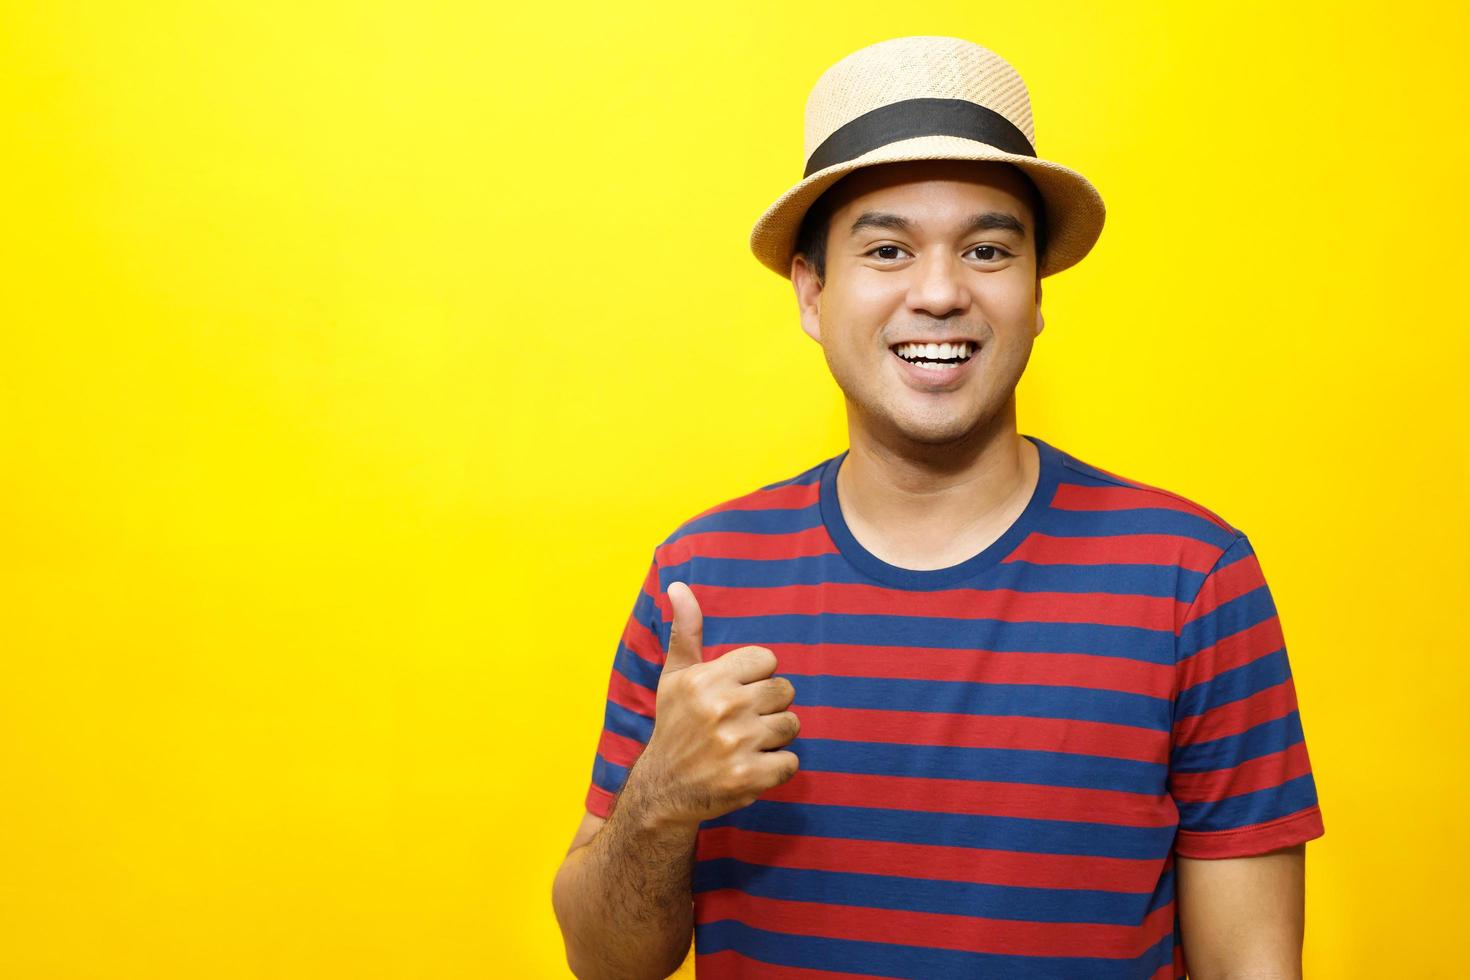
[
  {"left": 695, "top": 698, "right": 722, "bottom": 724},
  {"left": 765, "top": 713, "right": 795, "bottom": 743}
]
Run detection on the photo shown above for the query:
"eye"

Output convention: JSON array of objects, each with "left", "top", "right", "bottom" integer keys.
[
  {"left": 865, "top": 244, "right": 910, "bottom": 261},
  {"left": 968, "top": 244, "right": 1013, "bottom": 262}
]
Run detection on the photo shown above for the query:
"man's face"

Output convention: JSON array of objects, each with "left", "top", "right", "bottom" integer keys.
[{"left": 791, "top": 159, "right": 1044, "bottom": 449}]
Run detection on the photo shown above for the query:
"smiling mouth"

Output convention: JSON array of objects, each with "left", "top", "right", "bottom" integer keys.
[{"left": 890, "top": 340, "right": 977, "bottom": 369}]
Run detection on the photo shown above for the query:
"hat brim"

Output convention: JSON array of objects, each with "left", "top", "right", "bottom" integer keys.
[{"left": 749, "top": 134, "right": 1105, "bottom": 280}]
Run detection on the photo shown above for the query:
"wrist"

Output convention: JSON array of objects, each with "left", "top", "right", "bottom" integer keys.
[{"left": 618, "top": 757, "right": 701, "bottom": 837}]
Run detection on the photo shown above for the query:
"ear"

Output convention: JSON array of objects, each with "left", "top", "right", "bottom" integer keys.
[
  {"left": 791, "top": 253, "right": 822, "bottom": 343},
  {"left": 1034, "top": 280, "right": 1045, "bottom": 337}
]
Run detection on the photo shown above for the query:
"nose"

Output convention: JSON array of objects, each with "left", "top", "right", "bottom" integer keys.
[{"left": 905, "top": 248, "right": 972, "bottom": 318}]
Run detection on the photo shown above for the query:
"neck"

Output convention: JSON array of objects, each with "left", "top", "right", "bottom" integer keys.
[{"left": 835, "top": 397, "right": 1039, "bottom": 571}]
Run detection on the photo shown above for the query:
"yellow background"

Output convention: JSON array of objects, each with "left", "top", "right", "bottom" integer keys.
[{"left": 3, "top": 1, "right": 1465, "bottom": 976}]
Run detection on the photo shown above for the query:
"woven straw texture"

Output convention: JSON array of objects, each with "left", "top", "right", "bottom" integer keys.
[{"left": 803, "top": 36, "right": 1037, "bottom": 161}]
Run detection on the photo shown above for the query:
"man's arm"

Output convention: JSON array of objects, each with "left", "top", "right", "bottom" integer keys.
[
  {"left": 1175, "top": 844, "right": 1306, "bottom": 980},
  {"left": 552, "top": 781, "right": 698, "bottom": 980},
  {"left": 552, "top": 581, "right": 800, "bottom": 979}
]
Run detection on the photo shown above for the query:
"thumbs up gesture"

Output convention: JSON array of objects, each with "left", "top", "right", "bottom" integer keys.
[{"left": 628, "top": 580, "right": 801, "bottom": 829}]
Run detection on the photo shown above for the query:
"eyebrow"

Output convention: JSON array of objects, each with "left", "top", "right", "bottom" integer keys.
[{"left": 847, "top": 210, "right": 1028, "bottom": 240}]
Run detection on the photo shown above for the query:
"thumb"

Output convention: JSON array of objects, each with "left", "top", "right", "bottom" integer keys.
[{"left": 662, "top": 581, "right": 705, "bottom": 673}]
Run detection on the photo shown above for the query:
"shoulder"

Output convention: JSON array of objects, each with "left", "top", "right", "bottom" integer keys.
[
  {"left": 1035, "top": 439, "right": 1247, "bottom": 578},
  {"left": 1045, "top": 438, "right": 1240, "bottom": 534},
  {"left": 650, "top": 455, "right": 832, "bottom": 567}
]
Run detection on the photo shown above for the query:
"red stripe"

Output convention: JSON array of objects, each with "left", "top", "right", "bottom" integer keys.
[
  {"left": 1176, "top": 616, "right": 1284, "bottom": 688},
  {"left": 793, "top": 704, "right": 1168, "bottom": 764},
  {"left": 1052, "top": 482, "right": 1214, "bottom": 519},
  {"left": 694, "top": 949, "right": 883, "bottom": 979},
  {"left": 1174, "top": 678, "right": 1297, "bottom": 746},
  {"left": 606, "top": 669, "right": 656, "bottom": 719},
  {"left": 585, "top": 783, "right": 614, "bottom": 819},
  {"left": 622, "top": 613, "right": 664, "bottom": 667},
  {"left": 1174, "top": 804, "right": 1324, "bottom": 859},
  {"left": 713, "top": 641, "right": 1173, "bottom": 698},
  {"left": 761, "top": 769, "right": 1173, "bottom": 829},
  {"left": 691, "top": 581, "right": 1175, "bottom": 631},
  {"left": 660, "top": 526, "right": 837, "bottom": 565},
  {"left": 1052, "top": 467, "right": 1234, "bottom": 528},
  {"left": 595, "top": 728, "right": 646, "bottom": 769},
  {"left": 1180, "top": 551, "right": 1266, "bottom": 621},
  {"left": 1009, "top": 532, "right": 1222, "bottom": 573},
  {"left": 1169, "top": 741, "right": 1313, "bottom": 803},
  {"left": 696, "top": 827, "right": 1164, "bottom": 893},
  {"left": 686, "top": 481, "right": 821, "bottom": 522},
  {"left": 695, "top": 889, "right": 1175, "bottom": 959}
]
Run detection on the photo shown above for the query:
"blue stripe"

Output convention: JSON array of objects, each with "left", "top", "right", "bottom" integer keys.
[
  {"left": 695, "top": 919, "right": 1177, "bottom": 980},
  {"left": 612, "top": 642, "right": 661, "bottom": 690},
  {"left": 629, "top": 588, "right": 662, "bottom": 639},
  {"left": 1177, "top": 773, "right": 1319, "bottom": 834},
  {"left": 1176, "top": 648, "right": 1289, "bottom": 719},
  {"left": 602, "top": 699, "right": 653, "bottom": 745},
  {"left": 670, "top": 506, "right": 823, "bottom": 539},
  {"left": 694, "top": 858, "right": 1174, "bottom": 923},
  {"left": 1178, "top": 585, "right": 1277, "bottom": 655},
  {"left": 1037, "top": 505, "right": 1240, "bottom": 549},
  {"left": 590, "top": 754, "right": 630, "bottom": 797},
  {"left": 994, "top": 559, "right": 1203, "bottom": 602},
  {"left": 1171, "top": 711, "right": 1304, "bottom": 773},
  {"left": 703, "top": 799, "right": 1175, "bottom": 860}
]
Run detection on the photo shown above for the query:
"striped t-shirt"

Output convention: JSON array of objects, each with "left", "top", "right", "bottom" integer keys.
[{"left": 585, "top": 433, "right": 1325, "bottom": 979}]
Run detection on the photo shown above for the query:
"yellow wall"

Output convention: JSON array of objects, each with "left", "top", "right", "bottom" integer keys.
[{"left": 2, "top": 1, "right": 1465, "bottom": 976}]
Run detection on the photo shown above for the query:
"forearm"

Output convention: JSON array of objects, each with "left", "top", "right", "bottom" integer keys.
[{"left": 552, "top": 772, "right": 698, "bottom": 980}]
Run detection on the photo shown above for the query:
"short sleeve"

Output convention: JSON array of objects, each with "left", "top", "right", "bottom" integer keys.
[
  {"left": 584, "top": 554, "right": 667, "bottom": 819},
  {"left": 1169, "top": 533, "right": 1325, "bottom": 858}
]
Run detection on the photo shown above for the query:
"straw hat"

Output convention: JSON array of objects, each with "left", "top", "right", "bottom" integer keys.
[{"left": 749, "top": 36, "right": 1105, "bottom": 280}]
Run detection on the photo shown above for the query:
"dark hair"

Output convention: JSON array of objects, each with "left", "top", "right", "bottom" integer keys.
[{"left": 793, "top": 164, "right": 1049, "bottom": 287}]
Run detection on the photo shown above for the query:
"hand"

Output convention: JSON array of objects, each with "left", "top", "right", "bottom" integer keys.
[{"left": 628, "top": 580, "right": 800, "bottom": 829}]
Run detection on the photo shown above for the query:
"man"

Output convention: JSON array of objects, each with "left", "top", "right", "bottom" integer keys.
[{"left": 553, "top": 35, "right": 1324, "bottom": 979}]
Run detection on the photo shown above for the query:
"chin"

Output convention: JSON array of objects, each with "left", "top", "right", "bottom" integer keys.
[{"left": 890, "top": 415, "right": 981, "bottom": 447}]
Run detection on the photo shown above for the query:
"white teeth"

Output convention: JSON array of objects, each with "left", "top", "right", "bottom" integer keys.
[{"left": 894, "top": 341, "right": 974, "bottom": 361}]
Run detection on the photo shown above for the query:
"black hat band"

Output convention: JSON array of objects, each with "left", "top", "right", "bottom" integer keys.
[{"left": 802, "top": 97, "right": 1037, "bottom": 179}]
